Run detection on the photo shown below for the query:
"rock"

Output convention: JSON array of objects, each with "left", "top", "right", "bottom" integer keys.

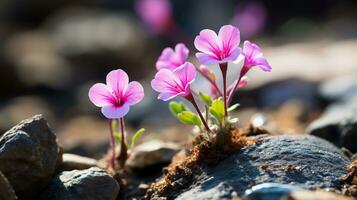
[
  {"left": 256, "top": 79, "right": 319, "bottom": 110},
  {"left": 351, "top": 153, "right": 357, "bottom": 161},
  {"left": 243, "top": 183, "right": 304, "bottom": 200},
  {"left": 4, "top": 31, "right": 72, "bottom": 89},
  {"left": 126, "top": 140, "right": 181, "bottom": 170},
  {"left": 318, "top": 75, "right": 357, "bottom": 102},
  {"left": 57, "top": 116, "right": 109, "bottom": 159},
  {"left": 58, "top": 153, "right": 98, "bottom": 172},
  {"left": 43, "top": 8, "right": 153, "bottom": 80},
  {"left": 0, "top": 115, "right": 61, "bottom": 199},
  {"left": 0, "top": 171, "right": 17, "bottom": 200},
  {"left": 39, "top": 167, "right": 119, "bottom": 200},
  {"left": 307, "top": 102, "right": 357, "bottom": 153},
  {"left": 339, "top": 115, "right": 357, "bottom": 153},
  {"left": 175, "top": 135, "right": 350, "bottom": 200},
  {"left": 284, "top": 190, "right": 355, "bottom": 200},
  {"left": 231, "top": 40, "right": 357, "bottom": 88},
  {"left": 0, "top": 96, "right": 54, "bottom": 133}
]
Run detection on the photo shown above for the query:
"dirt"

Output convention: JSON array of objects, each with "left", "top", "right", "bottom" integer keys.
[
  {"left": 341, "top": 160, "right": 357, "bottom": 198},
  {"left": 144, "top": 127, "right": 257, "bottom": 199}
]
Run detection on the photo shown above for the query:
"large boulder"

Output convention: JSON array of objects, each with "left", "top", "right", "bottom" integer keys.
[
  {"left": 0, "top": 171, "right": 17, "bottom": 200},
  {"left": 318, "top": 75, "right": 357, "bottom": 102},
  {"left": 38, "top": 167, "right": 119, "bottom": 200},
  {"left": 307, "top": 102, "right": 357, "bottom": 153},
  {"left": 0, "top": 115, "right": 62, "bottom": 199},
  {"left": 173, "top": 135, "right": 350, "bottom": 200}
]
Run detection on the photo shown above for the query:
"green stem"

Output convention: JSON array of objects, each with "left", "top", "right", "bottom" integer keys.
[{"left": 186, "top": 93, "right": 212, "bottom": 134}]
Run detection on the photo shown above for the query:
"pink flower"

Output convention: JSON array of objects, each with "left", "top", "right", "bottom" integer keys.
[
  {"left": 194, "top": 25, "right": 241, "bottom": 65},
  {"left": 240, "top": 40, "right": 272, "bottom": 76},
  {"left": 156, "top": 43, "right": 189, "bottom": 70},
  {"left": 231, "top": 2, "right": 266, "bottom": 38},
  {"left": 88, "top": 69, "right": 144, "bottom": 119},
  {"left": 151, "top": 62, "right": 196, "bottom": 101},
  {"left": 135, "top": 0, "right": 173, "bottom": 35}
]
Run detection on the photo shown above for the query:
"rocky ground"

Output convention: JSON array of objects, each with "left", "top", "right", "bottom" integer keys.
[{"left": 0, "top": 75, "right": 357, "bottom": 200}]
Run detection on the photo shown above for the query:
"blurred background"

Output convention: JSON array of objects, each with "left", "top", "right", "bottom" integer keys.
[{"left": 1, "top": 0, "right": 357, "bottom": 158}]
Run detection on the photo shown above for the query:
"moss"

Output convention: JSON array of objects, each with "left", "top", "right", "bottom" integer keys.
[{"left": 145, "top": 127, "right": 257, "bottom": 199}]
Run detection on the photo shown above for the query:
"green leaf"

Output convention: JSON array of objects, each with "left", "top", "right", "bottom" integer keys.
[
  {"left": 199, "top": 92, "right": 213, "bottom": 106},
  {"left": 227, "top": 103, "right": 240, "bottom": 112},
  {"left": 130, "top": 128, "right": 145, "bottom": 148},
  {"left": 169, "top": 101, "right": 187, "bottom": 116},
  {"left": 177, "top": 111, "right": 202, "bottom": 126},
  {"left": 209, "top": 99, "right": 225, "bottom": 122}
]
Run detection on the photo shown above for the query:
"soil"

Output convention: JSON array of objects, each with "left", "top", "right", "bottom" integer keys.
[
  {"left": 341, "top": 160, "right": 357, "bottom": 198},
  {"left": 144, "top": 126, "right": 259, "bottom": 199}
]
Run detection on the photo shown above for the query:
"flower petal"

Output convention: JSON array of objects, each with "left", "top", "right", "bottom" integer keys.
[
  {"left": 196, "top": 52, "right": 221, "bottom": 65},
  {"left": 124, "top": 81, "right": 145, "bottom": 105},
  {"left": 156, "top": 47, "right": 176, "bottom": 70},
  {"left": 101, "top": 104, "right": 130, "bottom": 119},
  {"left": 220, "top": 47, "right": 240, "bottom": 63},
  {"left": 242, "top": 40, "right": 271, "bottom": 72},
  {"left": 243, "top": 40, "right": 262, "bottom": 59},
  {"left": 155, "top": 43, "right": 189, "bottom": 71},
  {"left": 88, "top": 83, "right": 114, "bottom": 107},
  {"left": 175, "top": 43, "right": 189, "bottom": 63},
  {"left": 194, "top": 29, "right": 221, "bottom": 56},
  {"left": 218, "top": 25, "right": 240, "bottom": 55},
  {"left": 151, "top": 69, "right": 181, "bottom": 93},
  {"left": 106, "top": 69, "right": 129, "bottom": 96},
  {"left": 158, "top": 91, "right": 180, "bottom": 101},
  {"left": 174, "top": 62, "right": 196, "bottom": 86},
  {"left": 255, "top": 57, "right": 272, "bottom": 72}
]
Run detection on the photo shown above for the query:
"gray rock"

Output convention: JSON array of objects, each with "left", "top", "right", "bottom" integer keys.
[
  {"left": 284, "top": 190, "right": 355, "bottom": 200},
  {"left": 39, "top": 167, "right": 119, "bottom": 200},
  {"left": 175, "top": 135, "right": 350, "bottom": 200},
  {"left": 126, "top": 140, "right": 181, "bottom": 170},
  {"left": 351, "top": 153, "right": 357, "bottom": 161},
  {"left": 257, "top": 79, "right": 319, "bottom": 110},
  {"left": 5, "top": 31, "right": 73, "bottom": 89},
  {"left": 58, "top": 153, "right": 98, "bottom": 172},
  {"left": 0, "top": 171, "right": 17, "bottom": 200},
  {"left": 243, "top": 183, "right": 304, "bottom": 200},
  {"left": 319, "top": 75, "right": 357, "bottom": 102},
  {"left": 307, "top": 102, "right": 357, "bottom": 153},
  {"left": 0, "top": 115, "right": 61, "bottom": 199}
]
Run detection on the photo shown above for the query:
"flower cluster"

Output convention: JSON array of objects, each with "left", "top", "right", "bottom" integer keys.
[
  {"left": 151, "top": 25, "right": 271, "bottom": 136},
  {"left": 88, "top": 24, "right": 271, "bottom": 170}
]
